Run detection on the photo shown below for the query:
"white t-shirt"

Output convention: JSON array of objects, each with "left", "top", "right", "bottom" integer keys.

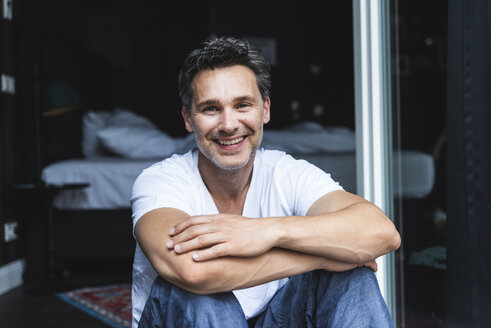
[{"left": 130, "top": 148, "right": 343, "bottom": 328}]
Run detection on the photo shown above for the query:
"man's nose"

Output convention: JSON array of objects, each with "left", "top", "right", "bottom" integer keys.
[{"left": 218, "top": 108, "right": 239, "bottom": 133}]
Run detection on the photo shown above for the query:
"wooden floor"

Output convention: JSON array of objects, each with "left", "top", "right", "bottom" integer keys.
[{"left": 0, "top": 259, "right": 132, "bottom": 328}]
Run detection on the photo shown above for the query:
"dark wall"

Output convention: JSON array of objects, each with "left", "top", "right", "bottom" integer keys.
[{"left": 1, "top": 0, "right": 23, "bottom": 266}]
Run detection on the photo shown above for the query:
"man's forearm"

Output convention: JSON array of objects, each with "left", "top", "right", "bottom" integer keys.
[
  {"left": 157, "top": 246, "right": 359, "bottom": 295},
  {"left": 272, "top": 202, "right": 400, "bottom": 264},
  {"left": 169, "top": 199, "right": 400, "bottom": 266}
]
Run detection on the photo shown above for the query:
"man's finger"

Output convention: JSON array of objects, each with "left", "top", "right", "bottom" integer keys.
[
  {"left": 168, "top": 222, "right": 220, "bottom": 248},
  {"left": 172, "top": 233, "right": 223, "bottom": 254},
  {"left": 169, "top": 215, "right": 215, "bottom": 236},
  {"left": 365, "top": 261, "right": 378, "bottom": 272},
  {"left": 192, "top": 243, "right": 230, "bottom": 261}
]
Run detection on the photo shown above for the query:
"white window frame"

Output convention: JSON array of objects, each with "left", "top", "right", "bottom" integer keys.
[{"left": 352, "top": 0, "right": 396, "bottom": 323}]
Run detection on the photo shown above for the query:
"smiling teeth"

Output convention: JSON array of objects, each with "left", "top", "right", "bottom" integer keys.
[{"left": 218, "top": 137, "right": 244, "bottom": 145}]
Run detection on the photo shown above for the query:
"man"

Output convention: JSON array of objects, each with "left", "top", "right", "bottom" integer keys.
[{"left": 131, "top": 35, "right": 401, "bottom": 328}]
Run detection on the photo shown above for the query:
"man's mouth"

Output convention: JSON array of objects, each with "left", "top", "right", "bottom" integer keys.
[{"left": 216, "top": 136, "right": 245, "bottom": 146}]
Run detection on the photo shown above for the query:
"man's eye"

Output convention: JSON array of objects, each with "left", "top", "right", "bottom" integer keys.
[
  {"left": 237, "top": 103, "right": 250, "bottom": 109},
  {"left": 203, "top": 107, "right": 218, "bottom": 112}
]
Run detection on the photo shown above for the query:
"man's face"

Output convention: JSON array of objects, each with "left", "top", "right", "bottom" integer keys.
[{"left": 182, "top": 65, "right": 270, "bottom": 171}]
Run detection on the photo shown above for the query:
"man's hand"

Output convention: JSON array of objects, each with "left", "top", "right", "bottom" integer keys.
[
  {"left": 322, "top": 259, "right": 378, "bottom": 272},
  {"left": 166, "top": 214, "right": 277, "bottom": 261}
]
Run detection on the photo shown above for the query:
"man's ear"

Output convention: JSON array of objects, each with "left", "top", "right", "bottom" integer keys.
[
  {"left": 263, "top": 97, "right": 271, "bottom": 124},
  {"left": 182, "top": 106, "right": 193, "bottom": 132}
]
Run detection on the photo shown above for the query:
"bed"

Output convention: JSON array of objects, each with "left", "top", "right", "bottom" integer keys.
[{"left": 41, "top": 108, "right": 435, "bottom": 260}]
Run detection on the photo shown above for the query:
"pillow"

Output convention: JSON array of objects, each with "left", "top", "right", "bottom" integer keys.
[
  {"left": 82, "top": 110, "right": 113, "bottom": 157},
  {"left": 106, "top": 107, "right": 155, "bottom": 127},
  {"left": 261, "top": 124, "right": 356, "bottom": 154},
  {"left": 96, "top": 108, "right": 179, "bottom": 159}
]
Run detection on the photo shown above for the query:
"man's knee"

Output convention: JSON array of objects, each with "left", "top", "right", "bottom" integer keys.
[
  {"left": 140, "top": 277, "right": 248, "bottom": 328},
  {"left": 351, "top": 266, "right": 378, "bottom": 280},
  {"left": 316, "top": 268, "right": 393, "bottom": 327},
  {"left": 312, "top": 267, "right": 387, "bottom": 312},
  {"left": 338, "top": 267, "right": 380, "bottom": 293}
]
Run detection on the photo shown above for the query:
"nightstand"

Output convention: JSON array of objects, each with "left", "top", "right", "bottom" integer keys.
[{"left": 12, "top": 182, "right": 90, "bottom": 293}]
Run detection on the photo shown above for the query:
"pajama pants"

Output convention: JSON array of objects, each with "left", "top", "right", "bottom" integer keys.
[{"left": 137, "top": 267, "right": 394, "bottom": 328}]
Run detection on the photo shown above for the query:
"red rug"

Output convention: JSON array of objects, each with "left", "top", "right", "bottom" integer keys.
[{"left": 57, "top": 283, "right": 132, "bottom": 328}]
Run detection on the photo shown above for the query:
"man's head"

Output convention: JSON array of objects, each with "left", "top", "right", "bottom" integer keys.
[
  {"left": 179, "top": 36, "right": 271, "bottom": 172},
  {"left": 178, "top": 35, "right": 271, "bottom": 110}
]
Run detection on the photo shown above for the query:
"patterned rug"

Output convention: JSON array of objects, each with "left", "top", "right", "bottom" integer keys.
[{"left": 57, "top": 283, "right": 132, "bottom": 327}]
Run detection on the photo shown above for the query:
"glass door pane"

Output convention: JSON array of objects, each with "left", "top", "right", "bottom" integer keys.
[{"left": 390, "top": 1, "right": 447, "bottom": 326}]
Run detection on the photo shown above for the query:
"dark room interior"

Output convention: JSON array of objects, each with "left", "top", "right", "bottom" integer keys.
[{"left": 3, "top": 0, "right": 489, "bottom": 327}]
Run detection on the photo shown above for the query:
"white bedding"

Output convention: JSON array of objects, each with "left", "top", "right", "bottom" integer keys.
[{"left": 41, "top": 150, "right": 434, "bottom": 210}]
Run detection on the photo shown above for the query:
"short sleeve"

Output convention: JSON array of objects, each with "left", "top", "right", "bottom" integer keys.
[
  {"left": 277, "top": 155, "right": 344, "bottom": 216},
  {"left": 130, "top": 161, "right": 195, "bottom": 232}
]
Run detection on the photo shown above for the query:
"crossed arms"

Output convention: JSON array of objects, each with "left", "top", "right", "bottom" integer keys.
[{"left": 134, "top": 190, "right": 401, "bottom": 295}]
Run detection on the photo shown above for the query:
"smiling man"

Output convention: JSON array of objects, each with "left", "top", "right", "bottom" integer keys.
[{"left": 131, "top": 36, "right": 401, "bottom": 328}]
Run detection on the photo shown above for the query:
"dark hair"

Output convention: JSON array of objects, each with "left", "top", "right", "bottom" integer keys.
[{"left": 178, "top": 35, "right": 271, "bottom": 109}]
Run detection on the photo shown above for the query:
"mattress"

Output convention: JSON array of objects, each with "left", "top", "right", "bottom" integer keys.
[
  {"left": 41, "top": 150, "right": 434, "bottom": 210},
  {"left": 42, "top": 156, "right": 159, "bottom": 210}
]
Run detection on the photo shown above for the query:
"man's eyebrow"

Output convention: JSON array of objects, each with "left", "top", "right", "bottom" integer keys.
[
  {"left": 195, "top": 99, "right": 220, "bottom": 108},
  {"left": 234, "top": 95, "right": 258, "bottom": 103},
  {"left": 195, "top": 96, "right": 258, "bottom": 108}
]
